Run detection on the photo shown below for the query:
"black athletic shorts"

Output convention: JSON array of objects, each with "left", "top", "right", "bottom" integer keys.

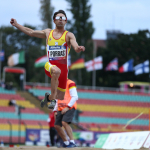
[{"left": 55, "top": 108, "right": 75, "bottom": 127}]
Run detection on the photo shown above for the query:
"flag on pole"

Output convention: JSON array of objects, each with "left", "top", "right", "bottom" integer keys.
[
  {"left": 69, "top": 58, "right": 84, "bottom": 70},
  {"left": 119, "top": 59, "right": 134, "bottom": 73},
  {"left": 34, "top": 55, "right": 48, "bottom": 67},
  {"left": 85, "top": 56, "right": 103, "bottom": 72},
  {"left": 105, "top": 58, "right": 118, "bottom": 71},
  {"left": 134, "top": 60, "right": 149, "bottom": 75},
  {"left": 7, "top": 51, "right": 25, "bottom": 67},
  {"left": 0, "top": 50, "right": 4, "bottom": 61}
]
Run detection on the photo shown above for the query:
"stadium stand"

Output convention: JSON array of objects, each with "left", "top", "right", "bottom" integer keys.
[
  {"left": 28, "top": 87, "right": 150, "bottom": 132},
  {"left": 0, "top": 87, "right": 49, "bottom": 144}
]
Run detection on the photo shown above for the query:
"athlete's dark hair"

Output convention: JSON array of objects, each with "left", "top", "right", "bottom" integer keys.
[{"left": 53, "top": 10, "right": 67, "bottom": 20}]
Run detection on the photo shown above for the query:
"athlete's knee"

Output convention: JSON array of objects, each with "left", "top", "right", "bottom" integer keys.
[{"left": 52, "top": 67, "right": 61, "bottom": 78}]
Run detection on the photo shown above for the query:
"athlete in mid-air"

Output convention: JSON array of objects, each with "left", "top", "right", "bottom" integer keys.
[{"left": 10, "top": 10, "right": 85, "bottom": 109}]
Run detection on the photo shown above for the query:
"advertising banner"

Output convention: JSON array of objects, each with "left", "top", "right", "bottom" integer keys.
[
  {"left": 73, "top": 131, "right": 94, "bottom": 141},
  {"left": 143, "top": 133, "right": 150, "bottom": 148},
  {"left": 94, "top": 131, "right": 150, "bottom": 149},
  {"left": 94, "top": 134, "right": 109, "bottom": 148},
  {"left": 26, "top": 129, "right": 49, "bottom": 145}
]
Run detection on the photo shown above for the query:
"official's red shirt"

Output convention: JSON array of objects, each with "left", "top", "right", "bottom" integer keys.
[{"left": 48, "top": 112, "right": 55, "bottom": 128}]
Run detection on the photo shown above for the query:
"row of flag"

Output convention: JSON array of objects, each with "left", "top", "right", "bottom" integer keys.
[
  {"left": 105, "top": 58, "right": 149, "bottom": 75},
  {"left": 3, "top": 50, "right": 150, "bottom": 76},
  {"left": 7, "top": 51, "right": 25, "bottom": 67},
  {"left": 69, "top": 57, "right": 149, "bottom": 76},
  {"left": 69, "top": 56, "right": 103, "bottom": 72},
  {"left": 0, "top": 50, "right": 25, "bottom": 66},
  {"left": 34, "top": 55, "right": 103, "bottom": 72}
]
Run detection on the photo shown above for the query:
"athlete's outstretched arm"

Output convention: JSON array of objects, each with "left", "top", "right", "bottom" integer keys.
[
  {"left": 10, "top": 18, "right": 47, "bottom": 38},
  {"left": 68, "top": 32, "right": 85, "bottom": 53}
]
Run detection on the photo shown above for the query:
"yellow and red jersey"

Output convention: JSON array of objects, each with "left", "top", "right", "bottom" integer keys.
[
  {"left": 46, "top": 29, "right": 70, "bottom": 65},
  {"left": 44, "top": 29, "right": 70, "bottom": 92}
]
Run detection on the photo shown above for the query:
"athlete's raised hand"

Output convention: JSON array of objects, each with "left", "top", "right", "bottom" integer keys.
[
  {"left": 10, "top": 18, "right": 17, "bottom": 27},
  {"left": 77, "top": 46, "right": 85, "bottom": 52}
]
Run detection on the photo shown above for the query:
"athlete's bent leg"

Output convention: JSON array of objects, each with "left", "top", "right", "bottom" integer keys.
[
  {"left": 49, "top": 66, "right": 61, "bottom": 100},
  {"left": 43, "top": 62, "right": 67, "bottom": 109}
]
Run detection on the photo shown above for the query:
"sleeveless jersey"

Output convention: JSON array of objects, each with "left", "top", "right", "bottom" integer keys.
[
  {"left": 45, "top": 29, "right": 70, "bottom": 92},
  {"left": 46, "top": 29, "right": 70, "bottom": 66}
]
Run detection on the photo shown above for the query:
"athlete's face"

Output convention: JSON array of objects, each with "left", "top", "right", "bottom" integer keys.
[{"left": 54, "top": 13, "right": 67, "bottom": 28}]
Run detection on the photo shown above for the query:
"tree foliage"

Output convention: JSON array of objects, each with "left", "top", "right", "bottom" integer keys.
[
  {"left": 66, "top": 0, "right": 95, "bottom": 85},
  {"left": 39, "top": 0, "right": 54, "bottom": 29},
  {"left": 0, "top": 0, "right": 54, "bottom": 89},
  {"left": 96, "top": 30, "right": 150, "bottom": 87}
]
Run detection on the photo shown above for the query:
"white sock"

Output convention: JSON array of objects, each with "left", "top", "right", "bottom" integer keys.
[
  {"left": 70, "top": 140, "right": 75, "bottom": 144},
  {"left": 64, "top": 141, "right": 69, "bottom": 145}
]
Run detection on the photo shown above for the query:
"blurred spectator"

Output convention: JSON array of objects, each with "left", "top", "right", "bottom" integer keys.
[
  {"left": 8, "top": 99, "right": 25, "bottom": 115},
  {"left": 8, "top": 99, "right": 16, "bottom": 106},
  {"left": 5, "top": 82, "right": 13, "bottom": 90},
  {"left": 5, "top": 82, "right": 9, "bottom": 90},
  {"left": 47, "top": 109, "right": 62, "bottom": 146},
  {"left": 47, "top": 109, "right": 57, "bottom": 146},
  {"left": 0, "top": 79, "right": 5, "bottom": 88},
  {"left": 9, "top": 82, "right": 13, "bottom": 90},
  {"left": 20, "top": 74, "right": 24, "bottom": 90}
]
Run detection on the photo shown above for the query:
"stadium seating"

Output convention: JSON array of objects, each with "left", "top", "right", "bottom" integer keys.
[
  {"left": 0, "top": 87, "right": 49, "bottom": 144},
  {"left": 28, "top": 87, "right": 150, "bottom": 132},
  {"left": 0, "top": 87, "right": 16, "bottom": 94},
  {"left": 77, "top": 90, "right": 150, "bottom": 132}
]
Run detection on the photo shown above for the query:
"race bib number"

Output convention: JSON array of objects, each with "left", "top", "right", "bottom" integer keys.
[{"left": 47, "top": 45, "right": 66, "bottom": 60}]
